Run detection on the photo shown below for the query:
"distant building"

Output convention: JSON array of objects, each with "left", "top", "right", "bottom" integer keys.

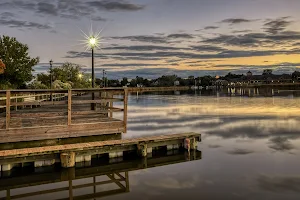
[
  {"left": 228, "top": 73, "right": 293, "bottom": 86},
  {"left": 246, "top": 71, "right": 252, "bottom": 77}
]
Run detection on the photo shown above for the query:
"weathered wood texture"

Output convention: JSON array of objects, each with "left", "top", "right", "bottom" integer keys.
[
  {"left": 0, "top": 88, "right": 128, "bottom": 143},
  {"left": 0, "top": 132, "right": 200, "bottom": 159}
]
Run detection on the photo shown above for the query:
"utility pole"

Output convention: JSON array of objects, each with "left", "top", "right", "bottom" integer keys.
[
  {"left": 102, "top": 69, "right": 105, "bottom": 87},
  {"left": 49, "top": 59, "right": 53, "bottom": 101}
]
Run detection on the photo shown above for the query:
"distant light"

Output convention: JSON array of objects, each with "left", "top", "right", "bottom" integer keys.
[
  {"left": 78, "top": 73, "right": 83, "bottom": 79},
  {"left": 89, "top": 78, "right": 92, "bottom": 82}
]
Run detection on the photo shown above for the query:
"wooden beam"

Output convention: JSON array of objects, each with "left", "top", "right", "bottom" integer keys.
[
  {"left": 123, "top": 89, "right": 128, "bottom": 133},
  {"left": 0, "top": 121, "right": 125, "bottom": 143},
  {"left": 107, "top": 173, "right": 126, "bottom": 190},
  {"left": 6, "top": 90, "right": 10, "bottom": 130},
  {"left": 72, "top": 99, "right": 123, "bottom": 105},
  {"left": 11, "top": 101, "right": 67, "bottom": 106},
  {"left": 68, "top": 90, "right": 72, "bottom": 126},
  {"left": 0, "top": 132, "right": 200, "bottom": 157}
]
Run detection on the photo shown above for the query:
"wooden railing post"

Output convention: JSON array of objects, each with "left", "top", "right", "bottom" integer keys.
[
  {"left": 68, "top": 90, "right": 72, "bottom": 126},
  {"left": 6, "top": 90, "right": 11, "bottom": 130},
  {"left": 123, "top": 88, "right": 128, "bottom": 133}
]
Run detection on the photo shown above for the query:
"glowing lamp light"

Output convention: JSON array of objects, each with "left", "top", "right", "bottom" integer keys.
[
  {"left": 89, "top": 36, "right": 96, "bottom": 48},
  {"left": 78, "top": 73, "right": 83, "bottom": 79}
]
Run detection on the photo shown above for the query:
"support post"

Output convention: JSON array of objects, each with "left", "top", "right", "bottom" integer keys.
[
  {"left": 137, "top": 143, "right": 147, "bottom": 157},
  {"left": 123, "top": 88, "right": 128, "bottom": 133},
  {"left": 60, "top": 152, "right": 75, "bottom": 168},
  {"left": 190, "top": 137, "right": 197, "bottom": 150},
  {"left": 109, "top": 93, "right": 113, "bottom": 118},
  {"left": 68, "top": 90, "right": 72, "bottom": 126},
  {"left": 15, "top": 94, "right": 17, "bottom": 111},
  {"left": 6, "top": 90, "right": 10, "bottom": 130},
  {"left": 184, "top": 138, "right": 190, "bottom": 152},
  {"left": 125, "top": 172, "right": 129, "bottom": 192}
]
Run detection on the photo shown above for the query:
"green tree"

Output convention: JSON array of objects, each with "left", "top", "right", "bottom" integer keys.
[
  {"left": 36, "top": 62, "right": 92, "bottom": 88},
  {"left": 0, "top": 35, "right": 39, "bottom": 88},
  {"left": 262, "top": 69, "right": 273, "bottom": 76},
  {"left": 36, "top": 73, "right": 50, "bottom": 87},
  {"left": 121, "top": 77, "right": 128, "bottom": 86}
]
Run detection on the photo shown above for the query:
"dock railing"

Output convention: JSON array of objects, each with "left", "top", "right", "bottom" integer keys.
[{"left": 0, "top": 88, "right": 128, "bottom": 138}]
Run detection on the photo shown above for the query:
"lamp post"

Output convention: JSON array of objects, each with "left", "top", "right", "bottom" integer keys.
[{"left": 88, "top": 36, "right": 96, "bottom": 110}]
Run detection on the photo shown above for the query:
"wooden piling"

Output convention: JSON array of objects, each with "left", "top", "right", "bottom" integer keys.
[
  {"left": 137, "top": 143, "right": 147, "bottom": 157},
  {"left": 184, "top": 138, "right": 190, "bottom": 152},
  {"left": 60, "top": 152, "right": 75, "bottom": 168},
  {"left": 190, "top": 137, "right": 197, "bottom": 150}
]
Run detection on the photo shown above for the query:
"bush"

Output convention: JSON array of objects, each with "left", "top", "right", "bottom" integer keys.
[
  {"left": 28, "top": 81, "right": 48, "bottom": 89},
  {"left": 53, "top": 80, "right": 72, "bottom": 89},
  {"left": 0, "top": 82, "right": 13, "bottom": 90}
]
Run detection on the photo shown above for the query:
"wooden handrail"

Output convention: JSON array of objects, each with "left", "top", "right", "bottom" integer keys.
[
  {"left": 0, "top": 87, "right": 126, "bottom": 93},
  {"left": 0, "top": 88, "right": 128, "bottom": 132}
]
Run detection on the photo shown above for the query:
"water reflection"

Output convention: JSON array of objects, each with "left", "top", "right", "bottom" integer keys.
[
  {"left": 0, "top": 150, "right": 201, "bottom": 200},
  {"left": 114, "top": 89, "right": 300, "bottom": 199}
]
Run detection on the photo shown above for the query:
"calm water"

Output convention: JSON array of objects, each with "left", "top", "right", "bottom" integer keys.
[{"left": 1, "top": 89, "right": 300, "bottom": 200}]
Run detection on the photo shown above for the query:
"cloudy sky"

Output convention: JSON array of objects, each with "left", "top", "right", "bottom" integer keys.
[{"left": 1, "top": 0, "right": 300, "bottom": 79}]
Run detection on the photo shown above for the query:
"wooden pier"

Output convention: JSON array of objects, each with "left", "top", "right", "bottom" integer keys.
[
  {"left": 0, "top": 88, "right": 201, "bottom": 176},
  {"left": 0, "top": 88, "right": 128, "bottom": 143},
  {"left": 0, "top": 132, "right": 201, "bottom": 170}
]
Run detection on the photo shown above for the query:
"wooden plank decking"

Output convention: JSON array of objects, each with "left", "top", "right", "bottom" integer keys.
[
  {"left": 0, "top": 88, "right": 128, "bottom": 143},
  {"left": 0, "top": 132, "right": 201, "bottom": 159}
]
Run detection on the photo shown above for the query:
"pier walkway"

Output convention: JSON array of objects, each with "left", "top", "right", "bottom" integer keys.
[
  {"left": 0, "top": 132, "right": 201, "bottom": 168},
  {"left": 0, "top": 88, "right": 128, "bottom": 143}
]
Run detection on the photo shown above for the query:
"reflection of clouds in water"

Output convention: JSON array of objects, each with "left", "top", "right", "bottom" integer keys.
[
  {"left": 125, "top": 94, "right": 300, "bottom": 157},
  {"left": 257, "top": 175, "right": 300, "bottom": 193},
  {"left": 208, "top": 144, "right": 222, "bottom": 148},
  {"left": 227, "top": 148, "right": 254, "bottom": 155},
  {"left": 144, "top": 176, "right": 198, "bottom": 189},
  {"left": 268, "top": 137, "right": 295, "bottom": 152},
  {"left": 206, "top": 119, "right": 300, "bottom": 139}
]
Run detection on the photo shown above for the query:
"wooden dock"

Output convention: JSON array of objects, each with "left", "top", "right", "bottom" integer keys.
[
  {"left": 127, "top": 86, "right": 189, "bottom": 92},
  {"left": 0, "top": 132, "right": 201, "bottom": 170},
  {"left": 0, "top": 88, "right": 128, "bottom": 143},
  {"left": 0, "top": 150, "right": 201, "bottom": 200}
]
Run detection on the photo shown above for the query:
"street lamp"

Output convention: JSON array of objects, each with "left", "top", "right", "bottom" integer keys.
[
  {"left": 88, "top": 36, "right": 97, "bottom": 89},
  {"left": 81, "top": 26, "right": 103, "bottom": 110},
  {"left": 88, "top": 35, "right": 98, "bottom": 110}
]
